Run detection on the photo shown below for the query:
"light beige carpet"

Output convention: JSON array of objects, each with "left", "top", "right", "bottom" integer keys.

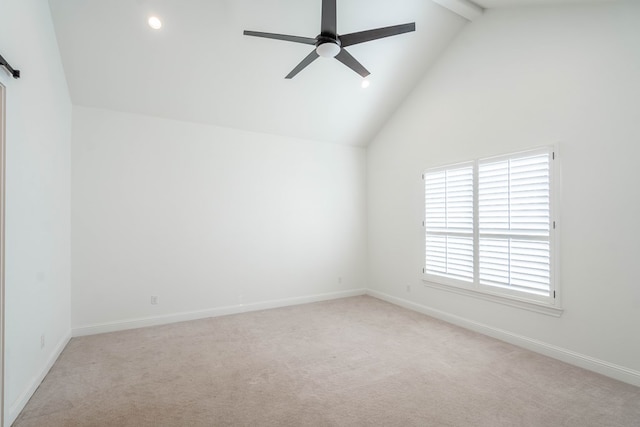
[{"left": 13, "top": 296, "right": 640, "bottom": 426}]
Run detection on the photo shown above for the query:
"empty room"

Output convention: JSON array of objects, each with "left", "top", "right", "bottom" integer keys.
[{"left": 1, "top": 0, "right": 639, "bottom": 425}]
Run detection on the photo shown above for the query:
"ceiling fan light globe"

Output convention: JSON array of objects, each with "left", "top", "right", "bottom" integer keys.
[{"left": 316, "top": 42, "right": 340, "bottom": 58}]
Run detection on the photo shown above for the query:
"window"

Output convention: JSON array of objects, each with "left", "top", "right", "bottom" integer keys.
[{"left": 423, "top": 147, "right": 558, "bottom": 312}]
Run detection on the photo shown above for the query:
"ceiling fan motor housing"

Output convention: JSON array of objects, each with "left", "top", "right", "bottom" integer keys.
[{"left": 316, "top": 35, "right": 341, "bottom": 58}]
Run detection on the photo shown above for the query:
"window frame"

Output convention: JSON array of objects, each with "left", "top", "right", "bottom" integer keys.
[{"left": 422, "top": 146, "right": 562, "bottom": 316}]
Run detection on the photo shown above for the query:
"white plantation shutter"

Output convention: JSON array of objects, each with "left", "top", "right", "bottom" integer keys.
[
  {"left": 478, "top": 151, "right": 551, "bottom": 296},
  {"left": 424, "top": 148, "right": 555, "bottom": 305},
  {"left": 424, "top": 164, "right": 474, "bottom": 282}
]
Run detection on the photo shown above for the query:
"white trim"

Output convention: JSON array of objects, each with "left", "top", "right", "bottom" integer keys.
[
  {"left": 0, "top": 82, "right": 5, "bottom": 427},
  {"left": 422, "top": 279, "right": 563, "bottom": 316},
  {"left": 550, "top": 146, "right": 562, "bottom": 307},
  {"left": 367, "top": 289, "right": 640, "bottom": 388},
  {"left": 432, "top": 0, "right": 484, "bottom": 21},
  {"left": 6, "top": 331, "right": 72, "bottom": 426},
  {"left": 72, "top": 289, "right": 367, "bottom": 337},
  {"left": 479, "top": 146, "right": 551, "bottom": 164},
  {"left": 424, "top": 159, "right": 474, "bottom": 175}
]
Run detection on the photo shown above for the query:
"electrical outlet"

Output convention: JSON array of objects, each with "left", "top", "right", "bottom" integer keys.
[
  {"left": 40, "top": 334, "right": 45, "bottom": 349},
  {"left": 406, "top": 285, "right": 411, "bottom": 293},
  {"left": 338, "top": 276, "right": 343, "bottom": 284},
  {"left": 151, "top": 295, "right": 159, "bottom": 305}
]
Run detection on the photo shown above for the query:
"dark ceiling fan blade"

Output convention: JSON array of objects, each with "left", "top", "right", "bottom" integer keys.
[
  {"left": 285, "top": 50, "right": 320, "bottom": 79},
  {"left": 335, "top": 49, "right": 370, "bottom": 78},
  {"left": 321, "top": 0, "right": 337, "bottom": 35},
  {"left": 243, "top": 30, "right": 316, "bottom": 45},
  {"left": 339, "top": 23, "right": 416, "bottom": 47}
]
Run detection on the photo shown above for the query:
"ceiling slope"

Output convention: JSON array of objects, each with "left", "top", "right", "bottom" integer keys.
[{"left": 48, "top": 0, "right": 468, "bottom": 146}]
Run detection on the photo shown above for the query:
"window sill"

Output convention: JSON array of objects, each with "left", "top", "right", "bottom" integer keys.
[{"left": 422, "top": 279, "right": 564, "bottom": 317}]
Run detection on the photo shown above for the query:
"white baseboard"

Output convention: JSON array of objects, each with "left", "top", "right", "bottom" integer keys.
[
  {"left": 7, "top": 330, "right": 72, "bottom": 426},
  {"left": 72, "top": 288, "right": 367, "bottom": 337},
  {"left": 367, "top": 289, "right": 640, "bottom": 388}
]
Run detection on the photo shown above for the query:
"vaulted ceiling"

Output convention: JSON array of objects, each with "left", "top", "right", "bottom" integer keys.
[{"left": 48, "top": 0, "right": 616, "bottom": 146}]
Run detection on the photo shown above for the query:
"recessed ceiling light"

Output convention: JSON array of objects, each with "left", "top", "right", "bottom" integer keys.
[
  {"left": 361, "top": 79, "right": 370, "bottom": 89},
  {"left": 148, "top": 16, "right": 162, "bottom": 30}
]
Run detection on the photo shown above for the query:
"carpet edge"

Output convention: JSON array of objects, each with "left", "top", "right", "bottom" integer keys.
[
  {"left": 71, "top": 289, "right": 367, "bottom": 338},
  {"left": 367, "top": 289, "right": 640, "bottom": 388},
  {"left": 7, "top": 331, "right": 72, "bottom": 426}
]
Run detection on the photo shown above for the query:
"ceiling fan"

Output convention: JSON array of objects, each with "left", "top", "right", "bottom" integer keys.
[{"left": 243, "top": 0, "right": 416, "bottom": 79}]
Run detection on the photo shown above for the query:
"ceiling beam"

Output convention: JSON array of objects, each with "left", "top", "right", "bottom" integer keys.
[{"left": 433, "top": 0, "right": 484, "bottom": 21}]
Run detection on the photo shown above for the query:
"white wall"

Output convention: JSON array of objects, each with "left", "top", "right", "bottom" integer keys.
[
  {"left": 367, "top": 1, "right": 640, "bottom": 383},
  {"left": 71, "top": 106, "right": 367, "bottom": 332},
  {"left": 0, "top": 0, "right": 72, "bottom": 424}
]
